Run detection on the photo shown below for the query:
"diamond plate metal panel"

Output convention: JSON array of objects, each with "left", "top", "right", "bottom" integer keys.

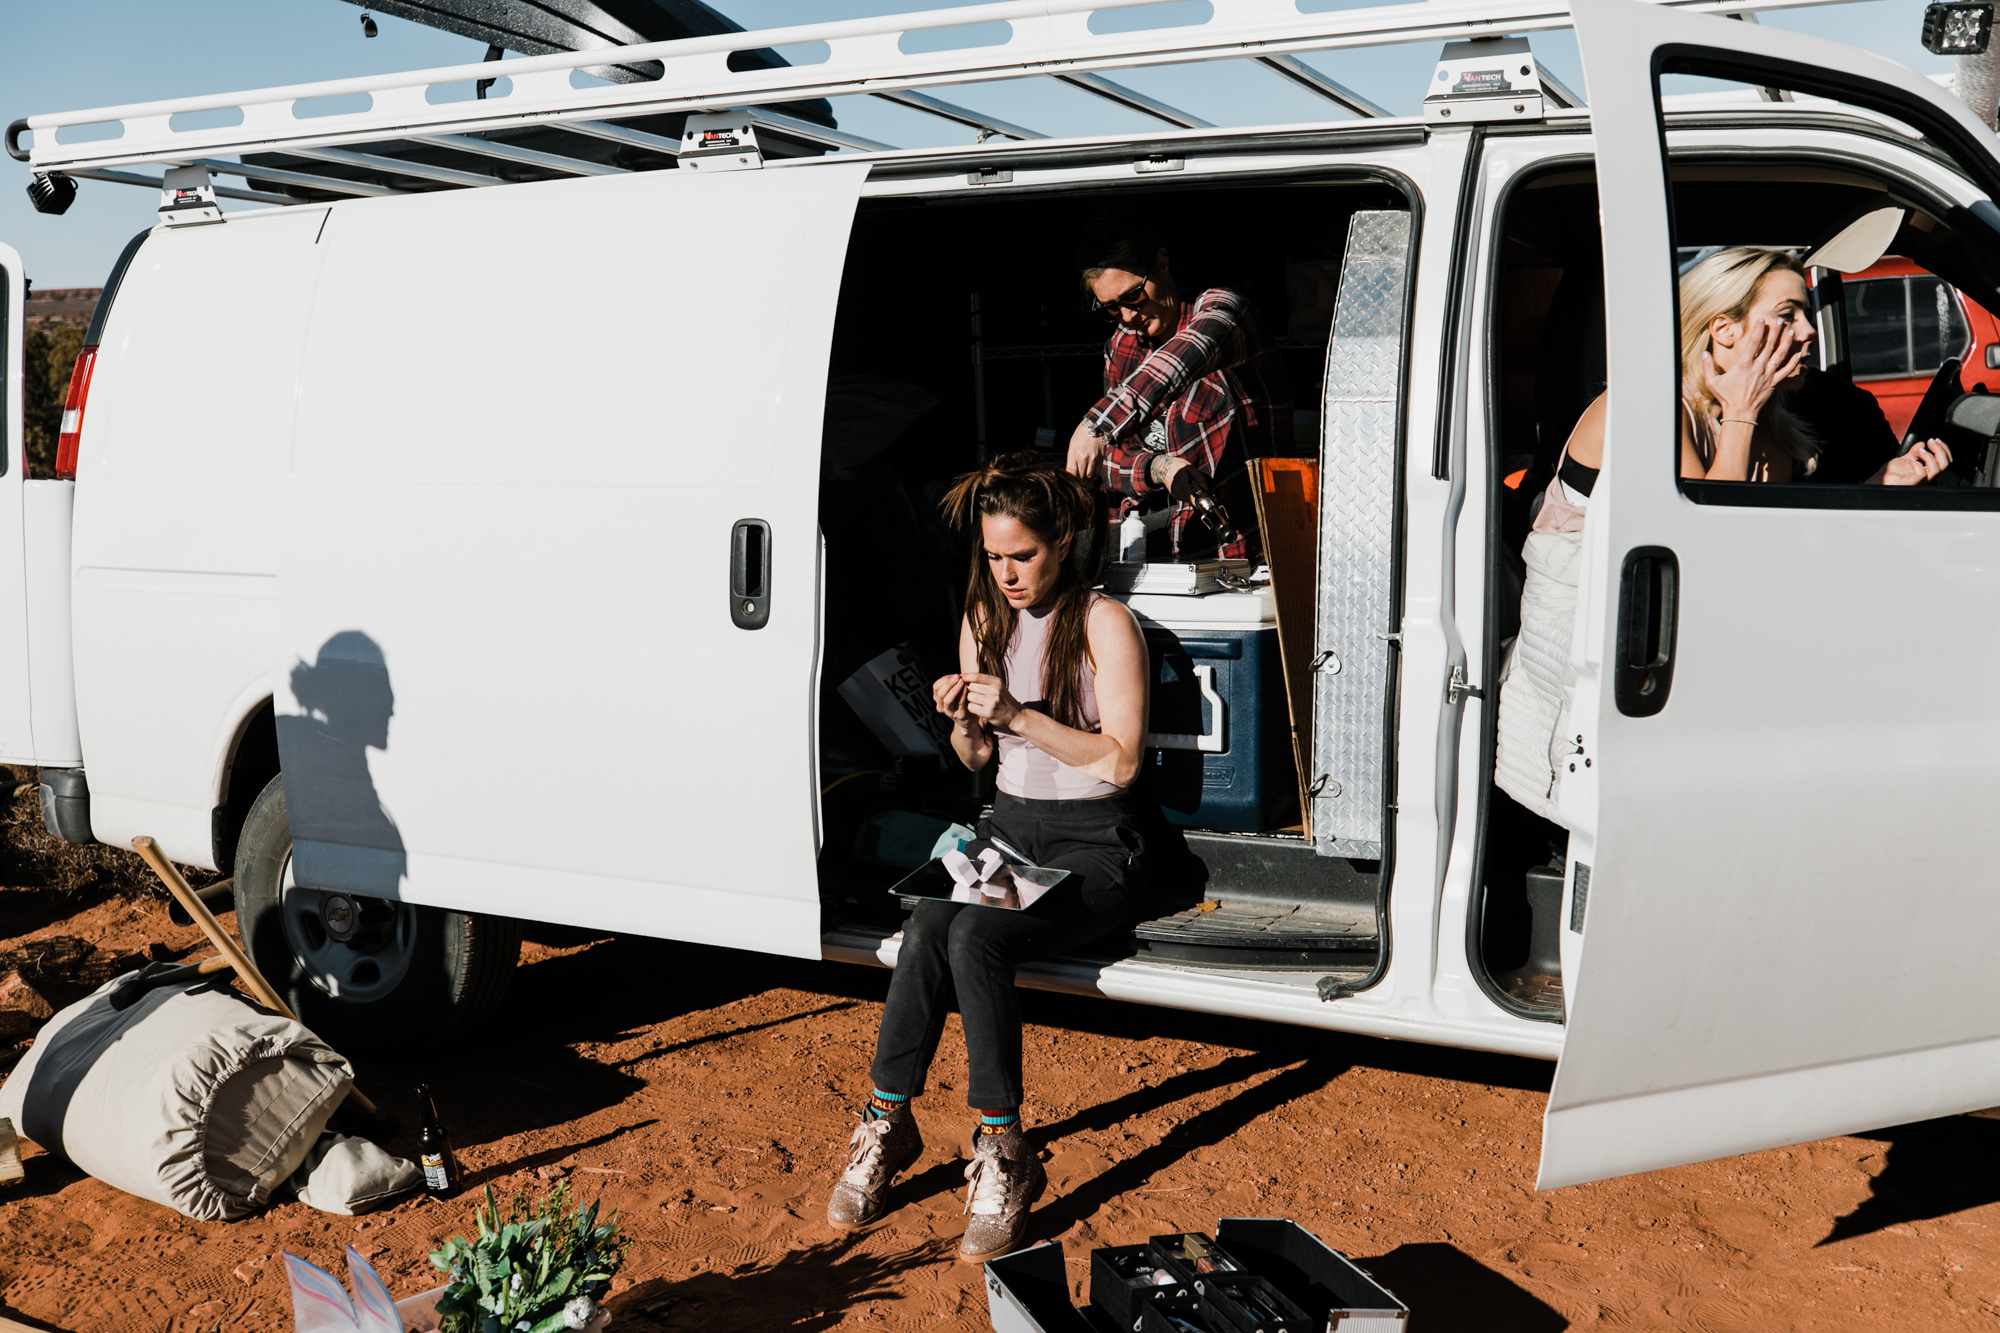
[{"left": 1312, "top": 210, "right": 1411, "bottom": 858}]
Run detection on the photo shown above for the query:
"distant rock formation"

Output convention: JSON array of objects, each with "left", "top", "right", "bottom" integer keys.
[{"left": 25, "top": 287, "right": 99, "bottom": 331}]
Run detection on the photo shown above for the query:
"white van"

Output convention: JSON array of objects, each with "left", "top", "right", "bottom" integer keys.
[{"left": 7, "top": 0, "right": 2000, "bottom": 1190}]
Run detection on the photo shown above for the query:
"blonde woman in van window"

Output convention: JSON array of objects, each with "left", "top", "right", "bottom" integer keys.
[
  {"left": 824, "top": 452, "right": 1160, "bottom": 1264},
  {"left": 1557, "top": 246, "right": 1953, "bottom": 492},
  {"left": 1496, "top": 247, "right": 1954, "bottom": 824}
]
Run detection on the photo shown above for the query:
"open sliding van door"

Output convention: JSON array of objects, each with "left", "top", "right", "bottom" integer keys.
[
  {"left": 1544, "top": 0, "right": 2000, "bottom": 1188},
  {"left": 281, "top": 162, "right": 869, "bottom": 960}
]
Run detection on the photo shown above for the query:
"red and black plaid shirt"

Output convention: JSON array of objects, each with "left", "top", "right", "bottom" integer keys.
[{"left": 1086, "top": 286, "right": 1274, "bottom": 560}]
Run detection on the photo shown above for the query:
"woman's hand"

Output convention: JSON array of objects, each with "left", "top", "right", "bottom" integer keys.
[
  {"left": 933, "top": 673, "right": 975, "bottom": 724},
  {"left": 1878, "top": 437, "right": 1953, "bottom": 486},
  {"left": 961, "top": 673, "right": 1023, "bottom": 730},
  {"left": 1702, "top": 318, "right": 1808, "bottom": 426},
  {"left": 1067, "top": 422, "right": 1107, "bottom": 480}
]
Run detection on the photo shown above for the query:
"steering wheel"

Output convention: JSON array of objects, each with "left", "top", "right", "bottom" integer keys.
[{"left": 1900, "top": 355, "right": 1963, "bottom": 454}]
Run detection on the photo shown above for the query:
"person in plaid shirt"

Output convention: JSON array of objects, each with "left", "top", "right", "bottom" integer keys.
[{"left": 1066, "top": 233, "right": 1286, "bottom": 561}]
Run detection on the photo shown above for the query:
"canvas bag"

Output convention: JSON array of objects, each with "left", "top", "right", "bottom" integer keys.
[
  {"left": 290, "top": 1132, "right": 422, "bottom": 1215},
  {"left": 0, "top": 971, "right": 354, "bottom": 1220}
]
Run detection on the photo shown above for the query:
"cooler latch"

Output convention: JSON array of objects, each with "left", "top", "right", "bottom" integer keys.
[{"left": 1147, "top": 663, "right": 1225, "bottom": 753}]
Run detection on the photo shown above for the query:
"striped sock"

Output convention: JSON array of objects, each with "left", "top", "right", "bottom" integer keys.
[
  {"left": 976, "top": 1107, "right": 1020, "bottom": 1137},
  {"left": 867, "top": 1088, "right": 910, "bottom": 1119}
]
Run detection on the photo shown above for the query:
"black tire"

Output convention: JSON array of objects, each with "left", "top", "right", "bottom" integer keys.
[{"left": 234, "top": 775, "right": 522, "bottom": 1049}]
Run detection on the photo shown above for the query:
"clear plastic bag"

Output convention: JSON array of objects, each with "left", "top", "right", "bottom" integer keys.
[{"left": 283, "top": 1245, "right": 405, "bottom": 1333}]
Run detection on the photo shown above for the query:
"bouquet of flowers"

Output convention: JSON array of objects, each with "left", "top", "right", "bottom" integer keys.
[{"left": 428, "top": 1182, "right": 628, "bottom": 1333}]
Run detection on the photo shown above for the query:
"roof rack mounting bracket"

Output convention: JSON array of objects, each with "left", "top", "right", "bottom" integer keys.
[
  {"left": 680, "top": 113, "right": 762, "bottom": 171},
  {"left": 1424, "top": 37, "right": 1549, "bottom": 126},
  {"left": 158, "top": 165, "right": 224, "bottom": 227}
]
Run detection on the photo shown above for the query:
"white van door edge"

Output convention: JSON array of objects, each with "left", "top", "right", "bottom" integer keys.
[
  {"left": 0, "top": 246, "right": 35, "bottom": 768},
  {"left": 1544, "top": 0, "right": 2000, "bottom": 1189},
  {"left": 277, "top": 161, "right": 870, "bottom": 960}
]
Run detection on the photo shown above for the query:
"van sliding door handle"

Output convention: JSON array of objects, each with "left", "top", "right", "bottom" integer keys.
[
  {"left": 730, "top": 519, "right": 771, "bottom": 630},
  {"left": 1614, "top": 545, "right": 1678, "bottom": 717}
]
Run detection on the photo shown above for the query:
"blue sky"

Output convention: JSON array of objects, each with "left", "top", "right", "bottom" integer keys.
[{"left": 0, "top": 0, "right": 1955, "bottom": 287}]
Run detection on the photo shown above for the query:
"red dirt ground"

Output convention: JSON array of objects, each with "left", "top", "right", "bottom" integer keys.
[{"left": 3, "top": 876, "right": 1999, "bottom": 1332}]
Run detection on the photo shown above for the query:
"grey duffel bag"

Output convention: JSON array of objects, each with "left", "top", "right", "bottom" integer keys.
[{"left": 0, "top": 970, "right": 355, "bottom": 1220}]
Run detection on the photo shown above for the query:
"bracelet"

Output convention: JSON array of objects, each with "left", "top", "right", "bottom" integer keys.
[{"left": 1720, "top": 417, "right": 1759, "bottom": 427}]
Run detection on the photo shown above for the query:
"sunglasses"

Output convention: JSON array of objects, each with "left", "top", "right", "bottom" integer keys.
[{"left": 1090, "top": 269, "right": 1153, "bottom": 320}]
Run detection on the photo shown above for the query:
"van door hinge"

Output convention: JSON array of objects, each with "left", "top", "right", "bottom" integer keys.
[{"left": 1446, "top": 664, "right": 1482, "bottom": 705}]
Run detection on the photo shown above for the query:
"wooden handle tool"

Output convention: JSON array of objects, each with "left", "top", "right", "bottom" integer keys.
[{"left": 132, "top": 836, "right": 378, "bottom": 1118}]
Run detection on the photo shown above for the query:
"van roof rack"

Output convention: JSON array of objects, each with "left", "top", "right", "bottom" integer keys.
[{"left": 7, "top": 0, "right": 1862, "bottom": 209}]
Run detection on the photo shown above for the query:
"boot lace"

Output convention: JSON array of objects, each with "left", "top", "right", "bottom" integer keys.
[
  {"left": 963, "top": 1141, "right": 1011, "bottom": 1217},
  {"left": 839, "top": 1116, "right": 895, "bottom": 1193}
]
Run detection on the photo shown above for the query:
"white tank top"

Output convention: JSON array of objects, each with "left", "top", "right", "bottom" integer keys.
[{"left": 994, "top": 594, "right": 1122, "bottom": 801}]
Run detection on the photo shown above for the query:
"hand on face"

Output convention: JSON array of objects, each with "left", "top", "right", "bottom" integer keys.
[
  {"left": 960, "top": 673, "right": 1022, "bottom": 729},
  {"left": 1882, "top": 437, "right": 1953, "bottom": 486},
  {"left": 1702, "top": 315, "right": 1810, "bottom": 424}
]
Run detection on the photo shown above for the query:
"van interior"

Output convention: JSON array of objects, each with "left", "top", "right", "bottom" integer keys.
[
  {"left": 812, "top": 176, "right": 1405, "bottom": 981},
  {"left": 1472, "top": 158, "right": 2000, "bottom": 1022}
]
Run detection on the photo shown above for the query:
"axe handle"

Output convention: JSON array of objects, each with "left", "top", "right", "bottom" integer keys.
[{"left": 132, "top": 836, "right": 378, "bottom": 1119}]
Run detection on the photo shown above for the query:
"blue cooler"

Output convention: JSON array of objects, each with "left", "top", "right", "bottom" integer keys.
[{"left": 1115, "top": 586, "right": 1295, "bottom": 832}]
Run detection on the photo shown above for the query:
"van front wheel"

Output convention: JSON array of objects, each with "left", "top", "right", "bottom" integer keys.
[{"left": 233, "top": 775, "right": 521, "bottom": 1049}]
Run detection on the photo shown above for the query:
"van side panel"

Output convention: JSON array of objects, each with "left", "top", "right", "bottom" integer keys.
[
  {"left": 280, "top": 164, "right": 866, "bottom": 955},
  {"left": 70, "top": 208, "right": 327, "bottom": 868},
  {"left": 24, "top": 481, "right": 79, "bottom": 764}
]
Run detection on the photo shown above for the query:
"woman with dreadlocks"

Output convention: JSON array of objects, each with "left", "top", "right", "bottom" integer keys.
[{"left": 824, "top": 451, "right": 1158, "bottom": 1262}]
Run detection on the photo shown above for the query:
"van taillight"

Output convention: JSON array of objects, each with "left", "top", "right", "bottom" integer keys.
[{"left": 55, "top": 345, "right": 99, "bottom": 481}]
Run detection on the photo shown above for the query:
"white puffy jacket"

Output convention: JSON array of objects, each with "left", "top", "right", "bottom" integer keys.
[{"left": 1495, "top": 527, "right": 1583, "bottom": 824}]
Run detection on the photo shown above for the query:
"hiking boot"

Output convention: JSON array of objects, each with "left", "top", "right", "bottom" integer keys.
[
  {"left": 826, "top": 1106, "right": 923, "bottom": 1231},
  {"left": 957, "top": 1124, "right": 1045, "bottom": 1264}
]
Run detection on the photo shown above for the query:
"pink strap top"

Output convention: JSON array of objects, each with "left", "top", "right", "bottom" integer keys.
[
  {"left": 994, "top": 594, "right": 1121, "bottom": 801},
  {"left": 1533, "top": 440, "right": 1588, "bottom": 535}
]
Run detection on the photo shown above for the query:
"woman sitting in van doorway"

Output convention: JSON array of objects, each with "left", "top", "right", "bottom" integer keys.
[
  {"left": 826, "top": 452, "right": 1158, "bottom": 1263},
  {"left": 1496, "top": 245, "right": 1954, "bottom": 822},
  {"left": 1065, "top": 231, "right": 1287, "bottom": 562}
]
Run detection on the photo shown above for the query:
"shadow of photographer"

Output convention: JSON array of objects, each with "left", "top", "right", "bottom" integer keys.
[{"left": 608, "top": 1234, "right": 954, "bottom": 1332}]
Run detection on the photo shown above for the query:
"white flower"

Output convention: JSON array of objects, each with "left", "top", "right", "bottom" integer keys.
[
  {"left": 511, "top": 1273, "right": 524, "bottom": 1292},
  {"left": 561, "top": 1296, "right": 596, "bottom": 1329}
]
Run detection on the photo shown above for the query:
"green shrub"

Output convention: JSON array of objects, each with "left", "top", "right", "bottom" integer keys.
[
  {"left": 429, "top": 1182, "right": 628, "bottom": 1333},
  {"left": 24, "top": 325, "right": 85, "bottom": 478}
]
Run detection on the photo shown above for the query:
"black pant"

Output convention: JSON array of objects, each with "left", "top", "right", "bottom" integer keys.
[{"left": 869, "top": 789, "right": 1157, "bottom": 1108}]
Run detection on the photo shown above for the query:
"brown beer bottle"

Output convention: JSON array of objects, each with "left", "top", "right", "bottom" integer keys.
[{"left": 416, "top": 1083, "right": 459, "bottom": 1197}]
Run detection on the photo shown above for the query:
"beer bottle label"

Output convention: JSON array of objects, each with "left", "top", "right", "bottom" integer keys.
[{"left": 421, "top": 1152, "right": 449, "bottom": 1190}]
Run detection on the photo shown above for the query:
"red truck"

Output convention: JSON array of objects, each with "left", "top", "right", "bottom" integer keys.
[{"left": 1850, "top": 255, "right": 2000, "bottom": 436}]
